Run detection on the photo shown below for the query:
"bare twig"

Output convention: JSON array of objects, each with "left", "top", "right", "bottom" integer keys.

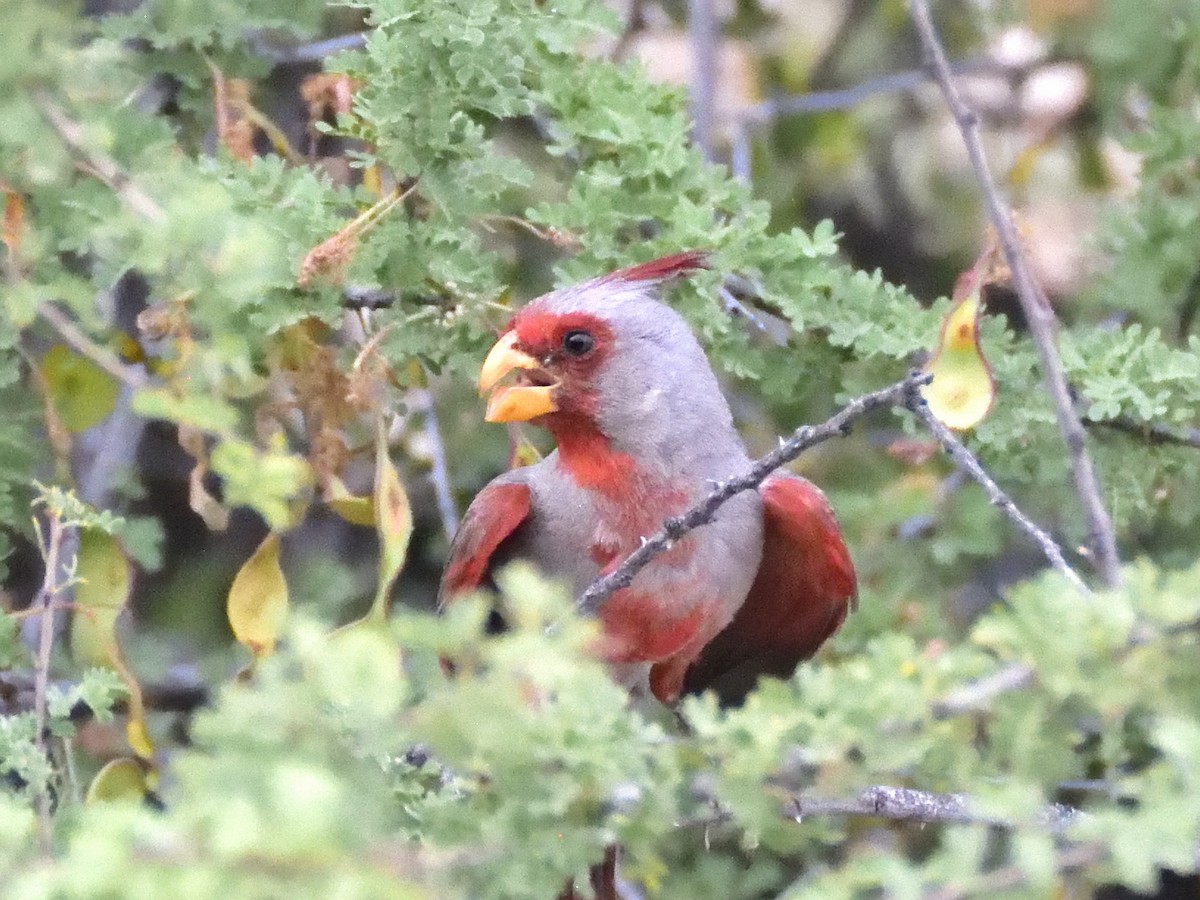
[
  {"left": 30, "top": 88, "right": 167, "bottom": 224},
  {"left": 906, "top": 395, "right": 1090, "bottom": 595},
  {"left": 250, "top": 31, "right": 368, "bottom": 64},
  {"left": 791, "top": 785, "right": 1077, "bottom": 833},
  {"left": 579, "top": 371, "right": 930, "bottom": 614},
  {"left": 414, "top": 389, "right": 459, "bottom": 542},
  {"left": 1087, "top": 415, "right": 1200, "bottom": 451},
  {"left": 30, "top": 510, "right": 70, "bottom": 853},
  {"left": 738, "top": 58, "right": 996, "bottom": 128},
  {"left": 931, "top": 662, "right": 1036, "bottom": 719},
  {"left": 907, "top": 0, "right": 1122, "bottom": 589},
  {"left": 687, "top": 0, "right": 718, "bottom": 161},
  {"left": 37, "top": 304, "right": 148, "bottom": 390},
  {"left": 685, "top": 782, "right": 1078, "bottom": 834},
  {"left": 0, "top": 669, "right": 210, "bottom": 718}
]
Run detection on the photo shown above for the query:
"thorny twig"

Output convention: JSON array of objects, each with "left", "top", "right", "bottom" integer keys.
[
  {"left": 790, "top": 785, "right": 1077, "bottom": 832},
  {"left": 413, "top": 389, "right": 460, "bottom": 542},
  {"left": 581, "top": 370, "right": 1087, "bottom": 614},
  {"left": 906, "top": 394, "right": 1090, "bottom": 595},
  {"left": 30, "top": 88, "right": 167, "bottom": 224},
  {"left": 687, "top": 0, "right": 718, "bottom": 161},
  {"left": 907, "top": 0, "right": 1122, "bottom": 589},
  {"left": 1088, "top": 415, "right": 1200, "bottom": 451},
  {"left": 728, "top": 58, "right": 998, "bottom": 180},
  {"left": 30, "top": 509, "right": 72, "bottom": 853},
  {"left": 579, "top": 372, "right": 930, "bottom": 614},
  {"left": 931, "top": 661, "right": 1036, "bottom": 719},
  {"left": 37, "top": 304, "right": 148, "bottom": 391},
  {"left": 681, "top": 782, "right": 1079, "bottom": 835}
]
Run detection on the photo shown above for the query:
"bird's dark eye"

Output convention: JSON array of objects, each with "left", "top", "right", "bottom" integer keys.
[{"left": 561, "top": 329, "right": 595, "bottom": 357}]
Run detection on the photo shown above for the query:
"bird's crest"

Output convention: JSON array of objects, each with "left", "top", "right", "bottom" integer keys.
[{"left": 601, "top": 251, "right": 710, "bottom": 286}]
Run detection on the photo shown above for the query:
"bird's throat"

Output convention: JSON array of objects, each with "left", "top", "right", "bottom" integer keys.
[
  {"left": 549, "top": 416, "right": 635, "bottom": 496},
  {"left": 548, "top": 414, "right": 684, "bottom": 517}
]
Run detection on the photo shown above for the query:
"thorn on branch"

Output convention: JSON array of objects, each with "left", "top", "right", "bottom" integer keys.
[
  {"left": 577, "top": 371, "right": 929, "bottom": 614},
  {"left": 904, "top": 392, "right": 1090, "bottom": 597}
]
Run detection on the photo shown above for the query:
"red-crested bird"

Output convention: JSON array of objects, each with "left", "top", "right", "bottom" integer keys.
[{"left": 439, "top": 252, "right": 856, "bottom": 704}]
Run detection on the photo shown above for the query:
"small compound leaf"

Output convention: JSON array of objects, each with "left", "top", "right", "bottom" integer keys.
[
  {"left": 85, "top": 757, "right": 148, "bottom": 805},
  {"left": 921, "top": 292, "right": 996, "bottom": 430},
  {"left": 227, "top": 532, "right": 289, "bottom": 658},
  {"left": 40, "top": 345, "right": 120, "bottom": 433},
  {"left": 369, "top": 422, "right": 412, "bottom": 625}
]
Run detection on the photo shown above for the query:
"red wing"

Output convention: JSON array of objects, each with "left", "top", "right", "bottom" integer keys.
[
  {"left": 439, "top": 481, "right": 532, "bottom": 605},
  {"left": 682, "top": 473, "right": 857, "bottom": 700}
]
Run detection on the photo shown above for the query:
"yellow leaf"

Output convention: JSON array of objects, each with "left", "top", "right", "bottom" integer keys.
[
  {"left": 921, "top": 292, "right": 997, "bottom": 430},
  {"left": 85, "top": 757, "right": 148, "bottom": 805},
  {"left": 179, "top": 426, "right": 230, "bottom": 531},
  {"left": 227, "top": 532, "right": 289, "bottom": 658},
  {"left": 70, "top": 529, "right": 132, "bottom": 668},
  {"left": 368, "top": 422, "right": 412, "bottom": 625},
  {"left": 324, "top": 474, "right": 375, "bottom": 526},
  {"left": 40, "top": 345, "right": 120, "bottom": 433},
  {"left": 75, "top": 529, "right": 131, "bottom": 611},
  {"left": 124, "top": 702, "right": 155, "bottom": 762}
]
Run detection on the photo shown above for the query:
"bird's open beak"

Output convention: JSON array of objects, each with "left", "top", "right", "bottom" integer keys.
[{"left": 478, "top": 331, "right": 560, "bottom": 423}]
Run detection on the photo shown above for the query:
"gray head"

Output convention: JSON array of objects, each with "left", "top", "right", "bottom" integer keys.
[{"left": 477, "top": 253, "right": 749, "bottom": 478}]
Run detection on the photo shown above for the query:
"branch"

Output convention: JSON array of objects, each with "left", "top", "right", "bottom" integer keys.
[
  {"left": 30, "top": 88, "right": 167, "bottom": 225},
  {"left": 906, "top": 394, "right": 1090, "bottom": 596},
  {"left": 931, "top": 662, "right": 1036, "bottom": 719},
  {"left": 30, "top": 510, "right": 74, "bottom": 854},
  {"left": 0, "top": 670, "right": 210, "bottom": 718},
  {"left": 687, "top": 0, "right": 718, "bottom": 161},
  {"left": 907, "top": 0, "right": 1122, "bottom": 589},
  {"left": 578, "top": 372, "right": 930, "bottom": 614},
  {"left": 1087, "top": 415, "right": 1200, "bottom": 451},
  {"left": 413, "top": 388, "right": 460, "bottom": 542},
  {"left": 37, "top": 304, "right": 148, "bottom": 391},
  {"left": 737, "top": 58, "right": 997, "bottom": 127},
  {"left": 684, "top": 782, "right": 1079, "bottom": 834},
  {"left": 790, "top": 785, "right": 1077, "bottom": 833}
]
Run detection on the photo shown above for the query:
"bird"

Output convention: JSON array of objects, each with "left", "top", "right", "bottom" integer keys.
[{"left": 439, "top": 251, "right": 856, "bottom": 705}]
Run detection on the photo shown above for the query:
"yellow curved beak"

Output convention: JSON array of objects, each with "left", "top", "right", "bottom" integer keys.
[{"left": 478, "top": 331, "right": 559, "bottom": 423}]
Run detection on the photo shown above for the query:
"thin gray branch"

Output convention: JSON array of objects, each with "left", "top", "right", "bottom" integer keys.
[
  {"left": 931, "top": 662, "right": 1036, "bottom": 719},
  {"left": 578, "top": 371, "right": 930, "bottom": 615},
  {"left": 906, "top": 395, "right": 1090, "bottom": 596},
  {"left": 686, "top": 782, "right": 1079, "bottom": 834},
  {"left": 687, "top": 0, "right": 718, "bottom": 160},
  {"left": 415, "top": 389, "right": 459, "bottom": 542},
  {"left": 738, "top": 58, "right": 996, "bottom": 128},
  {"left": 37, "top": 304, "right": 148, "bottom": 391},
  {"left": 791, "top": 785, "right": 1078, "bottom": 833},
  {"left": 250, "top": 31, "right": 368, "bottom": 63},
  {"left": 31, "top": 88, "right": 167, "bottom": 225},
  {"left": 907, "top": 0, "right": 1122, "bottom": 589},
  {"left": 1088, "top": 415, "right": 1200, "bottom": 451},
  {"left": 29, "top": 511, "right": 74, "bottom": 854}
]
